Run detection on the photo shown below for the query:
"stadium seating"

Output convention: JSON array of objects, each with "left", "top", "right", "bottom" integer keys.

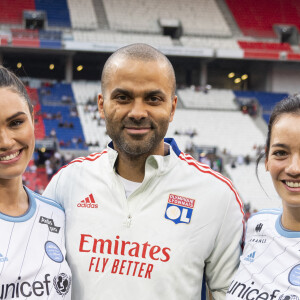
[
  {"left": 225, "top": 163, "right": 281, "bottom": 211},
  {"left": 72, "top": 30, "right": 173, "bottom": 48},
  {"left": 35, "top": 0, "right": 71, "bottom": 27},
  {"left": 233, "top": 91, "right": 288, "bottom": 123},
  {"left": 39, "top": 30, "right": 62, "bottom": 48},
  {"left": 167, "top": 109, "right": 266, "bottom": 156},
  {"left": 0, "top": 0, "right": 35, "bottom": 24},
  {"left": 72, "top": 81, "right": 110, "bottom": 151},
  {"left": 177, "top": 88, "right": 239, "bottom": 110},
  {"left": 180, "top": 36, "right": 240, "bottom": 50},
  {"left": 26, "top": 87, "right": 46, "bottom": 139},
  {"left": 226, "top": 0, "right": 300, "bottom": 37},
  {"left": 238, "top": 41, "right": 293, "bottom": 60},
  {"left": 102, "top": 0, "right": 231, "bottom": 36},
  {"left": 23, "top": 164, "right": 48, "bottom": 193},
  {"left": 11, "top": 29, "right": 40, "bottom": 47},
  {"left": 238, "top": 41, "right": 292, "bottom": 51},
  {"left": 67, "top": 0, "right": 98, "bottom": 29},
  {"left": 0, "top": 36, "right": 9, "bottom": 46},
  {"left": 39, "top": 83, "right": 87, "bottom": 149}
]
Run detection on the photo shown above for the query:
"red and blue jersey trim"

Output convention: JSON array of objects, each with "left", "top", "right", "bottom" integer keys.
[
  {"left": 166, "top": 138, "right": 244, "bottom": 216},
  {"left": 52, "top": 150, "right": 108, "bottom": 178}
]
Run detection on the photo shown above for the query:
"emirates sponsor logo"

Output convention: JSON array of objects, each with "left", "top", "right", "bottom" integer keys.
[
  {"left": 79, "top": 234, "right": 171, "bottom": 279},
  {"left": 77, "top": 193, "right": 98, "bottom": 208}
]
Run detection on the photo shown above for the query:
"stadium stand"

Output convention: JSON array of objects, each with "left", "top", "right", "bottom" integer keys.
[
  {"left": 35, "top": 0, "right": 71, "bottom": 27},
  {"left": 0, "top": 0, "right": 35, "bottom": 24},
  {"left": 39, "top": 30, "right": 62, "bottom": 48},
  {"left": 26, "top": 87, "right": 46, "bottom": 139},
  {"left": 72, "top": 81, "right": 110, "bottom": 151},
  {"left": 233, "top": 91, "right": 288, "bottom": 123},
  {"left": 238, "top": 41, "right": 292, "bottom": 51},
  {"left": 167, "top": 109, "right": 265, "bottom": 156},
  {"left": 67, "top": 0, "right": 98, "bottom": 29},
  {"left": 72, "top": 30, "right": 173, "bottom": 47},
  {"left": 38, "top": 83, "right": 87, "bottom": 149},
  {"left": 180, "top": 36, "right": 240, "bottom": 50},
  {"left": 102, "top": 0, "right": 232, "bottom": 36},
  {"left": 177, "top": 88, "right": 239, "bottom": 110},
  {"left": 11, "top": 28, "right": 40, "bottom": 47},
  {"left": 225, "top": 162, "right": 281, "bottom": 211},
  {"left": 225, "top": 0, "right": 300, "bottom": 38},
  {"left": 0, "top": 35, "right": 9, "bottom": 46},
  {"left": 238, "top": 41, "right": 293, "bottom": 60}
]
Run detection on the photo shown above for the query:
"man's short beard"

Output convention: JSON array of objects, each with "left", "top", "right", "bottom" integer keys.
[{"left": 113, "top": 134, "right": 158, "bottom": 159}]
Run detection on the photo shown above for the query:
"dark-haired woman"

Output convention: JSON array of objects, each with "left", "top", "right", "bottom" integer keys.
[
  {"left": 227, "top": 94, "right": 300, "bottom": 299},
  {"left": 0, "top": 66, "right": 72, "bottom": 299}
]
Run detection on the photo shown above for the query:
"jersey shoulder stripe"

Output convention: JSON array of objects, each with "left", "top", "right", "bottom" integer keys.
[
  {"left": 25, "top": 187, "right": 64, "bottom": 212},
  {"left": 250, "top": 208, "right": 282, "bottom": 218},
  {"left": 178, "top": 152, "right": 244, "bottom": 215},
  {"left": 53, "top": 150, "right": 108, "bottom": 177}
]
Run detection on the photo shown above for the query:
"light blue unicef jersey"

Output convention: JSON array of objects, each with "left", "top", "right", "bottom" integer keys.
[
  {"left": 227, "top": 209, "right": 300, "bottom": 300},
  {"left": 0, "top": 187, "right": 72, "bottom": 299}
]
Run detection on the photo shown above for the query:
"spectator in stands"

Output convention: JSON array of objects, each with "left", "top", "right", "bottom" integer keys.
[
  {"left": 50, "top": 128, "right": 56, "bottom": 138},
  {"left": 227, "top": 94, "right": 300, "bottom": 298},
  {"left": 0, "top": 66, "right": 72, "bottom": 298},
  {"left": 43, "top": 44, "right": 243, "bottom": 300}
]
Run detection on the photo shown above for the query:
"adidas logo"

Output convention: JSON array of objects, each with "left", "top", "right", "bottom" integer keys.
[
  {"left": 244, "top": 251, "right": 256, "bottom": 263},
  {"left": 0, "top": 253, "right": 8, "bottom": 262},
  {"left": 77, "top": 193, "right": 98, "bottom": 208}
]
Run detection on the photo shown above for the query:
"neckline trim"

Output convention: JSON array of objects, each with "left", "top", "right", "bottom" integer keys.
[
  {"left": 0, "top": 186, "right": 36, "bottom": 222},
  {"left": 275, "top": 214, "right": 300, "bottom": 238}
]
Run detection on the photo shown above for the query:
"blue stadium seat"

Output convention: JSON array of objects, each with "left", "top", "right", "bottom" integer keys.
[
  {"left": 39, "top": 83, "right": 87, "bottom": 150},
  {"left": 234, "top": 91, "right": 288, "bottom": 113},
  {"left": 39, "top": 30, "right": 62, "bottom": 48},
  {"left": 35, "top": 0, "right": 71, "bottom": 27}
]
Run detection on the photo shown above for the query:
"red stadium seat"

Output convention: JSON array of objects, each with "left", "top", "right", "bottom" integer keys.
[
  {"left": 11, "top": 29, "right": 40, "bottom": 48},
  {"left": 226, "top": 0, "right": 300, "bottom": 38},
  {"left": 0, "top": 0, "right": 35, "bottom": 24}
]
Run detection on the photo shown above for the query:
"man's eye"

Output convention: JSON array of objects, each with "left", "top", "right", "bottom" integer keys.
[
  {"left": 148, "top": 96, "right": 161, "bottom": 103},
  {"left": 116, "top": 95, "right": 129, "bottom": 101}
]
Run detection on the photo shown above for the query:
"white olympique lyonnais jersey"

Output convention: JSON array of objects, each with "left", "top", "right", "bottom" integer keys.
[
  {"left": 0, "top": 187, "right": 72, "bottom": 300},
  {"left": 227, "top": 209, "right": 300, "bottom": 300},
  {"left": 43, "top": 138, "right": 244, "bottom": 300}
]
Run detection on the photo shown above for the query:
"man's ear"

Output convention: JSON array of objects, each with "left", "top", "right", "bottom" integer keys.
[
  {"left": 169, "top": 95, "right": 177, "bottom": 123},
  {"left": 98, "top": 94, "right": 105, "bottom": 119}
]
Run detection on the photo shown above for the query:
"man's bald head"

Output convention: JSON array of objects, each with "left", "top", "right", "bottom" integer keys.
[{"left": 101, "top": 43, "right": 176, "bottom": 98}]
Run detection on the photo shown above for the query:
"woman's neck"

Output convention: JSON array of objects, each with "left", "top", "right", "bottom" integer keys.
[
  {"left": 0, "top": 177, "right": 29, "bottom": 216},
  {"left": 281, "top": 205, "right": 300, "bottom": 231}
]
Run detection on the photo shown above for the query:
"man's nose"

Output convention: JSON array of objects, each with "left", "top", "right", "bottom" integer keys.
[{"left": 127, "top": 99, "right": 148, "bottom": 120}]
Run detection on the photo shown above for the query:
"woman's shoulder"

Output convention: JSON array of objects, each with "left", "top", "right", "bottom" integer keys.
[
  {"left": 245, "top": 208, "right": 282, "bottom": 237},
  {"left": 25, "top": 186, "right": 64, "bottom": 213}
]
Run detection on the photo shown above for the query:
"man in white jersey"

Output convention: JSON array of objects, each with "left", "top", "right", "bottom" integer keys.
[
  {"left": 0, "top": 187, "right": 72, "bottom": 299},
  {"left": 44, "top": 43, "right": 244, "bottom": 300}
]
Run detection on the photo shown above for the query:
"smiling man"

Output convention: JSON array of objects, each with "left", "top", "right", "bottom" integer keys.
[{"left": 43, "top": 43, "right": 244, "bottom": 300}]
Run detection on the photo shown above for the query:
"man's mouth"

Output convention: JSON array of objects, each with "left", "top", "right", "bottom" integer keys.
[{"left": 125, "top": 127, "right": 151, "bottom": 134}]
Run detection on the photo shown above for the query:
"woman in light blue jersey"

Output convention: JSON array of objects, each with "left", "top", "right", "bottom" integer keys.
[
  {"left": 227, "top": 94, "right": 300, "bottom": 300},
  {"left": 0, "top": 66, "right": 72, "bottom": 299}
]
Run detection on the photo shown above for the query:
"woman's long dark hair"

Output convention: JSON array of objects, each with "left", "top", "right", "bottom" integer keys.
[{"left": 0, "top": 65, "right": 33, "bottom": 114}]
